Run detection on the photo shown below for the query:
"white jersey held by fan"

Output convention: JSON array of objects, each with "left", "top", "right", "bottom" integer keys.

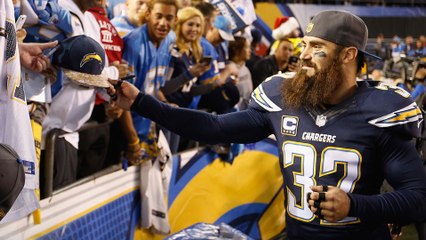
[{"left": 0, "top": 0, "right": 39, "bottom": 223}]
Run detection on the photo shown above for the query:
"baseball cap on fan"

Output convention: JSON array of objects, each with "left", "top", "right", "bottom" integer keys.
[
  {"left": 0, "top": 144, "right": 25, "bottom": 222},
  {"left": 214, "top": 15, "right": 235, "bottom": 41},
  {"left": 52, "top": 35, "right": 110, "bottom": 88},
  {"left": 305, "top": 10, "right": 381, "bottom": 60}
]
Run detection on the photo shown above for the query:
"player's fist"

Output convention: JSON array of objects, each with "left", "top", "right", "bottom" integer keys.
[{"left": 307, "top": 185, "right": 351, "bottom": 222}]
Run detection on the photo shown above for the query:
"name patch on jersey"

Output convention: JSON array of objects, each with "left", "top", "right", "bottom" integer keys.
[
  {"left": 281, "top": 115, "right": 299, "bottom": 136},
  {"left": 302, "top": 132, "right": 336, "bottom": 143}
]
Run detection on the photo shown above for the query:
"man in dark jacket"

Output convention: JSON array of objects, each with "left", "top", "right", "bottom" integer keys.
[{"left": 252, "top": 39, "right": 297, "bottom": 88}]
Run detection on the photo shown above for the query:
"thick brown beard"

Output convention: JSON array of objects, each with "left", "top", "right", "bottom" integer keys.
[{"left": 281, "top": 56, "right": 344, "bottom": 109}]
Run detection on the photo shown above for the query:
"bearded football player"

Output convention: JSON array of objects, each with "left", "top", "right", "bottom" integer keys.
[{"left": 110, "top": 10, "right": 426, "bottom": 240}]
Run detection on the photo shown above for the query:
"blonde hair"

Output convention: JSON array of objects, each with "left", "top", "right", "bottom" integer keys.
[{"left": 174, "top": 7, "right": 204, "bottom": 62}]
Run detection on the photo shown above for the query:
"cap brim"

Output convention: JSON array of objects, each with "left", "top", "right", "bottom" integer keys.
[
  {"left": 63, "top": 69, "right": 111, "bottom": 88},
  {"left": 218, "top": 29, "right": 235, "bottom": 41},
  {"left": 359, "top": 49, "right": 382, "bottom": 61}
]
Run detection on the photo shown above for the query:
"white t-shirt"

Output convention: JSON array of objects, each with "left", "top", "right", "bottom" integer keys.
[{"left": 42, "top": 0, "right": 118, "bottom": 149}]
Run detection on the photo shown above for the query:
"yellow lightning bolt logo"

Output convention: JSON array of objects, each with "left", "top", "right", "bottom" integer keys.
[
  {"left": 251, "top": 84, "right": 282, "bottom": 112},
  {"left": 368, "top": 102, "right": 423, "bottom": 127},
  {"left": 80, "top": 53, "right": 102, "bottom": 68}
]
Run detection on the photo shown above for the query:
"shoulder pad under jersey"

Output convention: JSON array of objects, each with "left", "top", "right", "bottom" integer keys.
[
  {"left": 361, "top": 81, "right": 423, "bottom": 138},
  {"left": 249, "top": 73, "right": 293, "bottom": 112}
]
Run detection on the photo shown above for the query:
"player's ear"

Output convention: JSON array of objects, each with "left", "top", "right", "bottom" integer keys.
[{"left": 341, "top": 47, "right": 357, "bottom": 64}]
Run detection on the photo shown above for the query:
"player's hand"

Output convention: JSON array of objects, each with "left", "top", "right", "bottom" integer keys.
[
  {"left": 108, "top": 79, "right": 140, "bottom": 110},
  {"left": 19, "top": 41, "right": 58, "bottom": 72},
  {"left": 307, "top": 185, "right": 351, "bottom": 222}
]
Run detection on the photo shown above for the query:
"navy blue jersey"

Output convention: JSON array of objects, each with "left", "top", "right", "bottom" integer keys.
[{"left": 131, "top": 74, "right": 426, "bottom": 239}]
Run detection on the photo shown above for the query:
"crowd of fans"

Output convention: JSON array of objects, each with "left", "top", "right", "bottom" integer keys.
[
  {"left": 13, "top": 0, "right": 426, "bottom": 197},
  {"left": 370, "top": 33, "right": 426, "bottom": 104},
  {"left": 14, "top": 0, "right": 285, "bottom": 193}
]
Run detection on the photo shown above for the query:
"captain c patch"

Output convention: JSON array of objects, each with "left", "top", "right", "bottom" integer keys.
[{"left": 281, "top": 115, "right": 299, "bottom": 136}]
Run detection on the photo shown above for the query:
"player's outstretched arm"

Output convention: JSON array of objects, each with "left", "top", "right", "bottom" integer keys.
[{"left": 109, "top": 80, "right": 272, "bottom": 144}]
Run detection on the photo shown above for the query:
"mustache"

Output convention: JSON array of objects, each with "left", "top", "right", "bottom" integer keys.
[{"left": 300, "top": 60, "right": 317, "bottom": 69}]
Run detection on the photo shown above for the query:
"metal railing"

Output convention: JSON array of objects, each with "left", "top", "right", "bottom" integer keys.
[{"left": 41, "top": 120, "right": 113, "bottom": 199}]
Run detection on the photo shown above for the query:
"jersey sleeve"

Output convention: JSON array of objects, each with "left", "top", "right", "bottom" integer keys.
[
  {"left": 348, "top": 130, "right": 426, "bottom": 224},
  {"left": 249, "top": 74, "right": 292, "bottom": 112},
  {"left": 130, "top": 92, "right": 272, "bottom": 144},
  {"left": 363, "top": 81, "right": 423, "bottom": 139}
]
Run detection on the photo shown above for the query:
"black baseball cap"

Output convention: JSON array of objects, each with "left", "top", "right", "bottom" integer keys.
[
  {"left": 0, "top": 144, "right": 25, "bottom": 221},
  {"left": 305, "top": 10, "right": 381, "bottom": 60},
  {"left": 52, "top": 35, "right": 109, "bottom": 88}
]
